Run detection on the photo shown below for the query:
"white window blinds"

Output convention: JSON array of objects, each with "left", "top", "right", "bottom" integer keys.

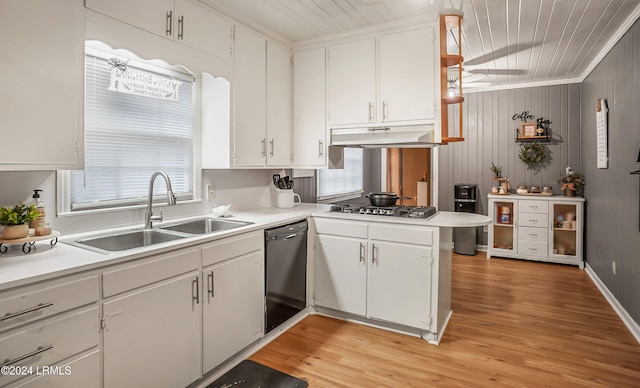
[
  {"left": 317, "top": 148, "right": 364, "bottom": 201},
  {"left": 69, "top": 49, "right": 195, "bottom": 210}
]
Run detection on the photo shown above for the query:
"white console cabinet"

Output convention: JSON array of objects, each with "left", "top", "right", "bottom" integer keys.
[{"left": 487, "top": 194, "right": 584, "bottom": 268}]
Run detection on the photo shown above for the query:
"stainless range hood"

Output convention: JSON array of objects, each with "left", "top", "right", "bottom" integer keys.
[{"left": 330, "top": 125, "right": 439, "bottom": 148}]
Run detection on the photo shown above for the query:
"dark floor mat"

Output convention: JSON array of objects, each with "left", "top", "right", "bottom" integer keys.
[{"left": 206, "top": 360, "right": 308, "bottom": 388}]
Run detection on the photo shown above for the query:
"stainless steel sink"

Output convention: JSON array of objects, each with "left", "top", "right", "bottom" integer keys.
[
  {"left": 72, "top": 229, "right": 185, "bottom": 252},
  {"left": 160, "top": 218, "right": 253, "bottom": 234}
]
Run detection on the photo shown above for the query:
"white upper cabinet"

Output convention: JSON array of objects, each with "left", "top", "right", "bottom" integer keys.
[
  {"left": 378, "top": 27, "right": 436, "bottom": 122},
  {"left": 328, "top": 38, "right": 377, "bottom": 126},
  {"left": 208, "top": 26, "right": 291, "bottom": 168},
  {"left": 233, "top": 26, "right": 267, "bottom": 167},
  {"left": 327, "top": 26, "right": 436, "bottom": 128},
  {"left": 293, "top": 47, "right": 327, "bottom": 167},
  {"left": 266, "top": 41, "right": 292, "bottom": 166},
  {"left": 85, "top": 0, "right": 232, "bottom": 60},
  {"left": 0, "top": 0, "right": 84, "bottom": 170}
]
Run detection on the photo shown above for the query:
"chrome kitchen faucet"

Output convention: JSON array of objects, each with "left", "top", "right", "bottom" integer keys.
[{"left": 145, "top": 171, "right": 177, "bottom": 229}]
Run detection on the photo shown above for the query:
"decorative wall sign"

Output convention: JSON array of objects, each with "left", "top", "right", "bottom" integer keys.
[
  {"left": 520, "top": 122, "right": 537, "bottom": 137},
  {"left": 108, "top": 62, "right": 182, "bottom": 102},
  {"left": 596, "top": 98, "right": 608, "bottom": 169}
]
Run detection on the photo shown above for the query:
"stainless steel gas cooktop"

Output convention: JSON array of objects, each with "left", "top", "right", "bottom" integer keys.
[{"left": 329, "top": 204, "right": 437, "bottom": 219}]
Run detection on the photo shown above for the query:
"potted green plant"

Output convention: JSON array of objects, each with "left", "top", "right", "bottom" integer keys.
[
  {"left": 556, "top": 167, "right": 585, "bottom": 197},
  {"left": 0, "top": 202, "right": 40, "bottom": 239}
]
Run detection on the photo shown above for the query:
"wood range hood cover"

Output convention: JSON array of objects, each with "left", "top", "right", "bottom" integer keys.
[{"left": 330, "top": 125, "right": 437, "bottom": 148}]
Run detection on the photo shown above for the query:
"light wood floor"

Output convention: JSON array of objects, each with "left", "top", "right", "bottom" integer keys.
[{"left": 251, "top": 253, "right": 640, "bottom": 387}]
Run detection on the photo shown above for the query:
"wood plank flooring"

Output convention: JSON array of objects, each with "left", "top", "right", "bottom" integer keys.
[{"left": 250, "top": 253, "right": 640, "bottom": 387}]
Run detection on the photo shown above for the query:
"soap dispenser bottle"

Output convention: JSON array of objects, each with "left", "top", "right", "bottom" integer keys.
[{"left": 30, "top": 189, "right": 48, "bottom": 234}]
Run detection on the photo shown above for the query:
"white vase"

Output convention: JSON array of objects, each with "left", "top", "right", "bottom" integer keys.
[{"left": 2, "top": 224, "right": 29, "bottom": 239}]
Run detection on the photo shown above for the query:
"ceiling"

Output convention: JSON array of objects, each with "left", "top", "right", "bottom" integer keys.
[{"left": 201, "top": 0, "right": 640, "bottom": 90}]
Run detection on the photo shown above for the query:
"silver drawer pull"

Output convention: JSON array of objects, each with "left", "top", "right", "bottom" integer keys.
[
  {"left": 529, "top": 247, "right": 537, "bottom": 251},
  {"left": 1, "top": 345, "right": 53, "bottom": 367},
  {"left": 529, "top": 233, "right": 537, "bottom": 237},
  {"left": 529, "top": 219, "right": 538, "bottom": 222},
  {"left": 1, "top": 302, "right": 53, "bottom": 321}
]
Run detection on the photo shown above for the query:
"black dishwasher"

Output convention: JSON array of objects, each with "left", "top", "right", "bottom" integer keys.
[{"left": 264, "top": 220, "right": 308, "bottom": 333}]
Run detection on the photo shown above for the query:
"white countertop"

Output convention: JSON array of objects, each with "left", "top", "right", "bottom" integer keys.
[{"left": 0, "top": 203, "right": 489, "bottom": 291}]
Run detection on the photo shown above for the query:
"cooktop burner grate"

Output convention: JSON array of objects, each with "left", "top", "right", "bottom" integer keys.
[{"left": 329, "top": 204, "right": 437, "bottom": 219}]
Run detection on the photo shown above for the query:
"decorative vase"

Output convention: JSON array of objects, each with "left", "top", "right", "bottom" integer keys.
[
  {"left": 563, "top": 187, "right": 576, "bottom": 197},
  {"left": 1, "top": 224, "right": 29, "bottom": 239}
]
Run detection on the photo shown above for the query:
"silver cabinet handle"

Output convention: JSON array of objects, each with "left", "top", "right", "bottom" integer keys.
[
  {"left": 368, "top": 127, "right": 390, "bottom": 132},
  {"left": 269, "top": 139, "right": 274, "bottom": 157},
  {"left": 372, "top": 244, "right": 377, "bottom": 264},
  {"left": 1, "top": 302, "right": 53, "bottom": 321},
  {"left": 207, "top": 271, "right": 214, "bottom": 301},
  {"left": 383, "top": 101, "right": 388, "bottom": 120},
  {"left": 359, "top": 243, "right": 365, "bottom": 262},
  {"left": 318, "top": 140, "right": 324, "bottom": 157},
  {"left": 166, "top": 11, "right": 173, "bottom": 36},
  {"left": 177, "top": 15, "right": 184, "bottom": 40},
  {"left": 368, "top": 102, "right": 374, "bottom": 121},
  {"left": 1, "top": 345, "right": 53, "bottom": 367},
  {"left": 261, "top": 138, "right": 266, "bottom": 157},
  {"left": 192, "top": 277, "right": 200, "bottom": 305}
]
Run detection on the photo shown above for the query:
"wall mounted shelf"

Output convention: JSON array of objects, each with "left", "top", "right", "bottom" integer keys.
[{"left": 439, "top": 13, "right": 464, "bottom": 144}]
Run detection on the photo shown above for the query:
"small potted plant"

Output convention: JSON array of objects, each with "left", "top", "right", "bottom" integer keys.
[
  {"left": 556, "top": 167, "right": 585, "bottom": 197},
  {"left": 0, "top": 202, "right": 40, "bottom": 239}
]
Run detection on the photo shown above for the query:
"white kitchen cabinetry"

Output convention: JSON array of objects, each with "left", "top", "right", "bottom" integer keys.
[
  {"left": 230, "top": 26, "right": 291, "bottom": 168},
  {"left": 201, "top": 231, "right": 264, "bottom": 372},
  {"left": 327, "top": 26, "right": 436, "bottom": 128},
  {"left": 0, "top": 0, "right": 84, "bottom": 170},
  {"left": 85, "top": 0, "right": 232, "bottom": 60},
  {"left": 488, "top": 195, "right": 584, "bottom": 268},
  {"left": 0, "top": 274, "right": 99, "bottom": 387},
  {"left": 314, "top": 218, "right": 444, "bottom": 338},
  {"left": 293, "top": 47, "right": 327, "bottom": 167},
  {"left": 102, "top": 248, "right": 201, "bottom": 388}
]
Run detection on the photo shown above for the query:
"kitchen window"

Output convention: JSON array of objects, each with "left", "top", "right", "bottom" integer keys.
[
  {"left": 317, "top": 148, "right": 364, "bottom": 202},
  {"left": 58, "top": 44, "right": 195, "bottom": 212}
]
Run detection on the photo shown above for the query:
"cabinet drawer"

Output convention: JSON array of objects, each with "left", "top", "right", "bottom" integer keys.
[
  {"left": 518, "top": 241, "right": 548, "bottom": 257},
  {"left": 314, "top": 218, "right": 368, "bottom": 239},
  {"left": 518, "top": 227, "right": 548, "bottom": 243},
  {"left": 202, "top": 230, "right": 263, "bottom": 267},
  {"left": 14, "top": 349, "right": 100, "bottom": 388},
  {"left": 518, "top": 212, "right": 549, "bottom": 228},
  {"left": 518, "top": 200, "right": 548, "bottom": 214},
  {"left": 103, "top": 248, "right": 200, "bottom": 298},
  {"left": 370, "top": 223, "right": 433, "bottom": 246},
  {"left": 0, "top": 275, "right": 98, "bottom": 332},
  {"left": 0, "top": 307, "right": 99, "bottom": 387}
]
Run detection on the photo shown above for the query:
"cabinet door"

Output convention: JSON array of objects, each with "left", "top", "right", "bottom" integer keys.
[
  {"left": 293, "top": 47, "right": 327, "bottom": 167},
  {"left": 327, "top": 38, "right": 376, "bottom": 126},
  {"left": 0, "top": 0, "right": 83, "bottom": 170},
  {"left": 86, "top": 0, "right": 173, "bottom": 38},
  {"left": 488, "top": 199, "right": 518, "bottom": 254},
  {"left": 379, "top": 27, "right": 436, "bottom": 122},
  {"left": 103, "top": 272, "right": 201, "bottom": 388},
  {"left": 175, "top": 0, "right": 232, "bottom": 60},
  {"left": 368, "top": 242, "right": 433, "bottom": 329},
  {"left": 266, "top": 41, "right": 292, "bottom": 166},
  {"left": 202, "top": 252, "right": 264, "bottom": 372},
  {"left": 550, "top": 201, "right": 582, "bottom": 259},
  {"left": 314, "top": 235, "right": 367, "bottom": 316},
  {"left": 233, "top": 26, "right": 267, "bottom": 167}
]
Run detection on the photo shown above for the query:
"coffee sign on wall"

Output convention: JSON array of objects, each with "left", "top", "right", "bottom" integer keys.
[{"left": 108, "top": 58, "right": 182, "bottom": 102}]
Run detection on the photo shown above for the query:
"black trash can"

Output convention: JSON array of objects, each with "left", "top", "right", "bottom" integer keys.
[{"left": 454, "top": 184, "right": 477, "bottom": 255}]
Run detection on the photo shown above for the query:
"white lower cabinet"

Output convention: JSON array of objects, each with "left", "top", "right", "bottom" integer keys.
[
  {"left": 314, "top": 218, "right": 439, "bottom": 335},
  {"left": 101, "top": 247, "right": 202, "bottom": 388},
  {"left": 102, "top": 271, "right": 201, "bottom": 388},
  {"left": 202, "top": 251, "right": 264, "bottom": 371}
]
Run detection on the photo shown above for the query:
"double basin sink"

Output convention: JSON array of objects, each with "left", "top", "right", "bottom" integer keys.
[{"left": 67, "top": 218, "right": 253, "bottom": 253}]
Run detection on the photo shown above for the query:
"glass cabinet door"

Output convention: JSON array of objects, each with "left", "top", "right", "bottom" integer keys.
[
  {"left": 492, "top": 200, "right": 515, "bottom": 251},
  {"left": 551, "top": 203, "right": 578, "bottom": 256}
]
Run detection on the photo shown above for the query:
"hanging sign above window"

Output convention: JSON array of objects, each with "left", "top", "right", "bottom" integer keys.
[{"left": 108, "top": 58, "right": 182, "bottom": 102}]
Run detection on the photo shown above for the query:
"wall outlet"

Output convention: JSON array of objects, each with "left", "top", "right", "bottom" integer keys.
[
  {"left": 612, "top": 261, "right": 616, "bottom": 275},
  {"left": 206, "top": 184, "right": 214, "bottom": 200}
]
